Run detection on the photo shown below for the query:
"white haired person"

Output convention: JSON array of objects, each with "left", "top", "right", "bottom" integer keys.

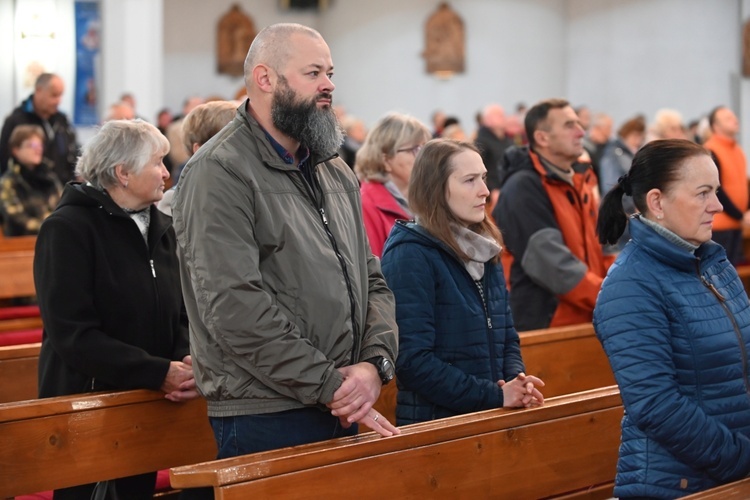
[{"left": 34, "top": 119, "right": 197, "bottom": 500}]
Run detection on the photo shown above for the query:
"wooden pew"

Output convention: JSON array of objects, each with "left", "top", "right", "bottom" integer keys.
[
  {"left": 0, "top": 389, "right": 217, "bottom": 498},
  {"left": 0, "top": 236, "right": 42, "bottom": 337},
  {"left": 171, "top": 386, "right": 623, "bottom": 499},
  {"left": 682, "top": 477, "right": 750, "bottom": 498},
  {"left": 0, "top": 342, "right": 40, "bottom": 403},
  {"left": 367, "top": 322, "right": 614, "bottom": 431},
  {"left": 520, "top": 322, "right": 615, "bottom": 398}
]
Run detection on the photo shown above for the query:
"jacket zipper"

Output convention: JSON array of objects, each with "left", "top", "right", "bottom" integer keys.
[
  {"left": 696, "top": 261, "right": 750, "bottom": 395},
  {"left": 294, "top": 168, "right": 360, "bottom": 362},
  {"left": 473, "top": 271, "right": 499, "bottom": 382}
]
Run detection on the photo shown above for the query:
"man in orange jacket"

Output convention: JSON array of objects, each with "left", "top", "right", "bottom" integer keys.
[
  {"left": 493, "top": 98, "right": 612, "bottom": 331},
  {"left": 704, "top": 106, "right": 749, "bottom": 265}
]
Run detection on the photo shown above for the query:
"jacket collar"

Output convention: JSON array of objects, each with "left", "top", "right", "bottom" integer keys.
[{"left": 629, "top": 215, "right": 724, "bottom": 272}]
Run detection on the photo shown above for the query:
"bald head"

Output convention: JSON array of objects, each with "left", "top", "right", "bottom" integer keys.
[
  {"left": 33, "top": 73, "right": 64, "bottom": 119},
  {"left": 481, "top": 104, "right": 506, "bottom": 137},
  {"left": 243, "top": 23, "right": 323, "bottom": 91}
]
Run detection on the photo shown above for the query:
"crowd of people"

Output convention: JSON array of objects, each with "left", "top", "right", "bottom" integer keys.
[{"left": 2, "top": 21, "right": 750, "bottom": 500}]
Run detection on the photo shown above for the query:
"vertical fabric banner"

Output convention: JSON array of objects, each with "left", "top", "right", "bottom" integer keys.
[{"left": 74, "top": 1, "right": 100, "bottom": 126}]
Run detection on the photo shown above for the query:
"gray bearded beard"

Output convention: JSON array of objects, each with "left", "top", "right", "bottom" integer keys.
[{"left": 271, "top": 79, "right": 344, "bottom": 155}]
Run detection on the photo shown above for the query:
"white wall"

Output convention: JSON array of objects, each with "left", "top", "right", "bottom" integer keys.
[
  {"left": 162, "top": 0, "right": 319, "bottom": 116},
  {"left": 566, "top": 0, "right": 742, "bottom": 130},
  {"left": 162, "top": 0, "right": 567, "bottom": 131},
  {"left": 320, "top": 0, "right": 566, "bottom": 130},
  {"left": 101, "top": 0, "right": 164, "bottom": 124}
]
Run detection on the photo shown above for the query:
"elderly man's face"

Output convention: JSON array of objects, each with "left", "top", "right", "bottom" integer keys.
[{"left": 35, "top": 77, "right": 64, "bottom": 118}]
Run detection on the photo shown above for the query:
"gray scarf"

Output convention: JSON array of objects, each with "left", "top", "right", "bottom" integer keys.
[{"left": 449, "top": 223, "right": 502, "bottom": 280}]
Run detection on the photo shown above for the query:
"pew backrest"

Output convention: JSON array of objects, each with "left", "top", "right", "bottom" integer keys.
[
  {"left": 171, "top": 386, "right": 623, "bottom": 499},
  {"left": 0, "top": 248, "right": 35, "bottom": 299},
  {"left": 0, "top": 342, "right": 40, "bottom": 403},
  {"left": 520, "top": 322, "right": 616, "bottom": 398},
  {"left": 0, "top": 389, "right": 217, "bottom": 498}
]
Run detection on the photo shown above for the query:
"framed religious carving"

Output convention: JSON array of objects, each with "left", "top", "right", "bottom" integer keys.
[
  {"left": 422, "top": 3, "right": 465, "bottom": 78},
  {"left": 217, "top": 4, "right": 257, "bottom": 76}
]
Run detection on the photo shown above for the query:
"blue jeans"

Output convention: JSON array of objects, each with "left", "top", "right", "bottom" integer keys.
[{"left": 210, "top": 407, "right": 358, "bottom": 458}]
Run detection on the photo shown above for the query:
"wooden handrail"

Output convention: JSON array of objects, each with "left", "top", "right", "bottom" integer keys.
[{"left": 171, "top": 386, "right": 621, "bottom": 495}]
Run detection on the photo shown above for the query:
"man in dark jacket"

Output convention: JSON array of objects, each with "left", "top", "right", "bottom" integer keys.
[
  {"left": 493, "top": 98, "right": 610, "bottom": 331},
  {"left": 0, "top": 73, "right": 78, "bottom": 183}
]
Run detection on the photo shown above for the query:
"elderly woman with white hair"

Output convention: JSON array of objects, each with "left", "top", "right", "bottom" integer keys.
[{"left": 33, "top": 119, "right": 197, "bottom": 500}]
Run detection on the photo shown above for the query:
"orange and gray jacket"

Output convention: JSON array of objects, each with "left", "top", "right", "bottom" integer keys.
[{"left": 493, "top": 146, "right": 611, "bottom": 331}]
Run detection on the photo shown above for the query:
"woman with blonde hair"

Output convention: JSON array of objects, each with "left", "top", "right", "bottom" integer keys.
[
  {"left": 381, "top": 139, "right": 544, "bottom": 425},
  {"left": 355, "top": 112, "right": 430, "bottom": 256}
]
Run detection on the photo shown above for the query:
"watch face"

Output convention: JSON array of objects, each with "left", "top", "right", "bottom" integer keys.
[{"left": 380, "top": 358, "right": 395, "bottom": 382}]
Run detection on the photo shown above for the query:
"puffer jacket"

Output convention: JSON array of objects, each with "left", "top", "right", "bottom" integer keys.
[
  {"left": 381, "top": 221, "right": 525, "bottom": 425},
  {"left": 594, "top": 215, "right": 750, "bottom": 498},
  {"left": 172, "top": 102, "right": 398, "bottom": 417}
]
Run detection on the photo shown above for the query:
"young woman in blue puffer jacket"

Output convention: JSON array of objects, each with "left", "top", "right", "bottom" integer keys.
[
  {"left": 595, "top": 139, "right": 750, "bottom": 499},
  {"left": 381, "top": 139, "right": 544, "bottom": 426}
]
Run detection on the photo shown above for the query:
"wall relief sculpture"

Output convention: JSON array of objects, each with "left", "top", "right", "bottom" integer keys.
[
  {"left": 217, "top": 4, "right": 257, "bottom": 76},
  {"left": 422, "top": 3, "right": 465, "bottom": 78}
]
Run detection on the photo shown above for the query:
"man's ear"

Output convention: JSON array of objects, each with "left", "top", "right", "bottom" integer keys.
[
  {"left": 533, "top": 129, "right": 548, "bottom": 149},
  {"left": 253, "top": 64, "right": 274, "bottom": 94}
]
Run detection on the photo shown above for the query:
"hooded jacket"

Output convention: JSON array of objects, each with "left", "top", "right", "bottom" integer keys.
[
  {"left": 381, "top": 221, "right": 525, "bottom": 425},
  {"left": 493, "top": 146, "right": 609, "bottom": 330},
  {"left": 172, "top": 103, "right": 398, "bottom": 417},
  {"left": 594, "top": 216, "right": 750, "bottom": 498},
  {"left": 35, "top": 183, "right": 190, "bottom": 398}
]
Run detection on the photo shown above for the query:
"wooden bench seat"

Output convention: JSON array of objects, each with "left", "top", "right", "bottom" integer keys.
[
  {"left": 0, "top": 389, "right": 217, "bottom": 498},
  {"left": 171, "top": 386, "right": 623, "bottom": 499}
]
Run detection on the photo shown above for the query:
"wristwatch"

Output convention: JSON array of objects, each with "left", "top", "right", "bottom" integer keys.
[{"left": 365, "top": 356, "right": 395, "bottom": 385}]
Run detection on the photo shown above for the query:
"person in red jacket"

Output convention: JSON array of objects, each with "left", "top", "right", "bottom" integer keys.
[
  {"left": 704, "top": 105, "right": 750, "bottom": 265},
  {"left": 493, "top": 98, "right": 612, "bottom": 331},
  {"left": 355, "top": 112, "right": 431, "bottom": 257}
]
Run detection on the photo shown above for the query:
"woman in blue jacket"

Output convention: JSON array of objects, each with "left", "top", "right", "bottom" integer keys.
[
  {"left": 381, "top": 139, "right": 544, "bottom": 426},
  {"left": 595, "top": 139, "right": 750, "bottom": 499}
]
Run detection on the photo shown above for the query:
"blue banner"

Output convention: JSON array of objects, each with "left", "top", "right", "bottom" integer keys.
[{"left": 74, "top": 1, "right": 100, "bottom": 126}]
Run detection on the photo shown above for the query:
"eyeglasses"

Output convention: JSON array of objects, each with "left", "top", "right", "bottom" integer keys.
[
  {"left": 21, "top": 142, "right": 43, "bottom": 151},
  {"left": 395, "top": 145, "right": 423, "bottom": 156}
]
